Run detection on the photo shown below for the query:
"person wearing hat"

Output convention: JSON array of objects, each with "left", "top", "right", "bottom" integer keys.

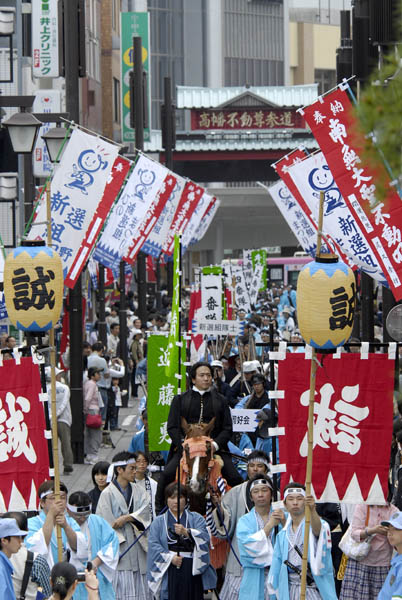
[
  {"left": 236, "top": 475, "right": 285, "bottom": 600},
  {"left": 96, "top": 451, "right": 150, "bottom": 600},
  {"left": 45, "top": 365, "right": 74, "bottom": 476},
  {"left": 229, "top": 360, "right": 260, "bottom": 407},
  {"left": 211, "top": 451, "right": 272, "bottom": 600},
  {"left": 211, "top": 359, "right": 232, "bottom": 402},
  {"left": 66, "top": 491, "right": 119, "bottom": 600},
  {"left": 0, "top": 517, "right": 28, "bottom": 599},
  {"left": 268, "top": 483, "right": 337, "bottom": 600},
  {"left": 278, "top": 306, "right": 295, "bottom": 337},
  {"left": 378, "top": 511, "right": 402, "bottom": 599}
]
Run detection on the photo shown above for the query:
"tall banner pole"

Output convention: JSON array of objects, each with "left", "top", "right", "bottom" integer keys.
[
  {"left": 46, "top": 180, "right": 63, "bottom": 561},
  {"left": 176, "top": 233, "right": 183, "bottom": 529},
  {"left": 300, "top": 191, "right": 324, "bottom": 599}
]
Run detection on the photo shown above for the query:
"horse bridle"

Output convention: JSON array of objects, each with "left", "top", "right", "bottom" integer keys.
[{"left": 183, "top": 435, "right": 215, "bottom": 490}]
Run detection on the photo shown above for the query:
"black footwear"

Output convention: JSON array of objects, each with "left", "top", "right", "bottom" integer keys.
[{"left": 63, "top": 466, "right": 74, "bottom": 474}]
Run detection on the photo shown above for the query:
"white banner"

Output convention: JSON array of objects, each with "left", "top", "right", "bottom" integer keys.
[
  {"left": 242, "top": 249, "right": 253, "bottom": 289},
  {"left": 28, "top": 129, "right": 119, "bottom": 279},
  {"left": 230, "top": 408, "right": 259, "bottom": 432},
  {"left": 32, "top": 0, "right": 60, "bottom": 78},
  {"left": 33, "top": 90, "right": 62, "bottom": 177},
  {"left": 287, "top": 152, "right": 387, "bottom": 284},
  {"left": 192, "top": 319, "right": 245, "bottom": 336},
  {"left": 192, "top": 197, "right": 220, "bottom": 245},
  {"left": 248, "top": 262, "right": 264, "bottom": 307},
  {"left": 182, "top": 191, "right": 212, "bottom": 251},
  {"left": 200, "top": 271, "right": 222, "bottom": 321},
  {"left": 93, "top": 154, "right": 168, "bottom": 269},
  {"left": 232, "top": 264, "right": 251, "bottom": 313},
  {"left": 269, "top": 180, "right": 318, "bottom": 255},
  {"left": 141, "top": 175, "right": 186, "bottom": 257}
]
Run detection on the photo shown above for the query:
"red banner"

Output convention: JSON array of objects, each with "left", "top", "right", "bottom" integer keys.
[
  {"left": 302, "top": 86, "right": 402, "bottom": 299},
  {"left": 277, "top": 353, "right": 393, "bottom": 503},
  {"left": 191, "top": 108, "right": 305, "bottom": 130},
  {"left": 124, "top": 173, "right": 177, "bottom": 264},
  {"left": 0, "top": 357, "right": 49, "bottom": 510},
  {"left": 65, "top": 156, "right": 132, "bottom": 289}
]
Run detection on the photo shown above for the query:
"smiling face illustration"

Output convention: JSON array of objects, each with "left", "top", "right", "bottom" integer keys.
[{"left": 308, "top": 165, "right": 334, "bottom": 191}]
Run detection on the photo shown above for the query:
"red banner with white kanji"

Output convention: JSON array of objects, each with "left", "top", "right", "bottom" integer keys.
[
  {"left": 301, "top": 85, "right": 402, "bottom": 299},
  {"left": 277, "top": 353, "right": 394, "bottom": 504},
  {"left": 0, "top": 357, "right": 49, "bottom": 510}
]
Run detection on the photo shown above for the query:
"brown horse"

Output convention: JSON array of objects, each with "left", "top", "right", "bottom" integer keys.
[{"left": 178, "top": 417, "right": 230, "bottom": 570}]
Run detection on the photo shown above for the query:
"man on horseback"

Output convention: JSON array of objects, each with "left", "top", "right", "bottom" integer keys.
[{"left": 155, "top": 361, "right": 243, "bottom": 514}]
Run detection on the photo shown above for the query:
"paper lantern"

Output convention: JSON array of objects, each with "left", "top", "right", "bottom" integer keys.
[
  {"left": 4, "top": 241, "right": 63, "bottom": 332},
  {"left": 297, "top": 256, "right": 355, "bottom": 350}
]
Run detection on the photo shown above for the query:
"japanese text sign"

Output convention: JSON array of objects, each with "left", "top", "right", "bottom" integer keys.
[
  {"left": 200, "top": 267, "right": 222, "bottom": 321},
  {"left": 147, "top": 335, "right": 186, "bottom": 452},
  {"left": 231, "top": 264, "right": 251, "bottom": 313},
  {"left": 0, "top": 357, "right": 49, "bottom": 510},
  {"left": 32, "top": 0, "right": 60, "bottom": 78},
  {"left": 192, "top": 197, "right": 220, "bottom": 246},
  {"left": 230, "top": 409, "right": 259, "bottom": 432},
  {"left": 164, "top": 181, "right": 205, "bottom": 255},
  {"left": 181, "top": 191, "right": 213, "bottom": 251},
  {"left": 277, "top": 353, "right": 394, "bottom": 503},
  {"left": 165, "top": 235, "right": 181, "bottom": 378},
  {"left": 190, "top": 108, "right": 305, "bottom": 130},
  {"left": 191, "top": 319, "right": 245, "bottom": 336},
  {"left": 251, "top": 249, "right": 267, "bottom": 291},
  {"left": 301, "top": 86, "right": 402, "bottom": 298},
  {"left": 28, "top": 129, "right": 119, "bottom": 281}
]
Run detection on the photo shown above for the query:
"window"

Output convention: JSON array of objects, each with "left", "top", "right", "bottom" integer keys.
[{"left": 314, "top": 69, "right": 336, "bottom": 95}]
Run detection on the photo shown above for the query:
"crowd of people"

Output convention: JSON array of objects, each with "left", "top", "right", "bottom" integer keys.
[{"left": 1, "top": 281, "right": 399, "bottom": 599}]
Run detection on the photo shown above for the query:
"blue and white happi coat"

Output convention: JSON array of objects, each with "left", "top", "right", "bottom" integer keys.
[
  {"left": 236, "top": 507, "right": 276, "bottom": 600},
  {"left": 26, "top": 511, "right": 83, "bottom": 568},
  {"left": 147, "top": 509, "right": 216, "bottom": 599},
  {"left": 69, "top": 514, "right": 119, "bottom": 599},
  {"left": 268, "top": 516, "right": 337, "bottom": 600}
]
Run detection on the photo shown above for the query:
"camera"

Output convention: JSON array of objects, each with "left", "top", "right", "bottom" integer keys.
[{"left": 77, "top": 561, "right": 92, "bottom": 582}]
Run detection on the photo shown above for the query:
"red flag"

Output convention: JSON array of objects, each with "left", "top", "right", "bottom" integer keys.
[
  {"left": 188, "top": 289, "right": 203, "bottom": 352},
  {"left": 0, "top": 357, "right": 49, "bottom": 510},
  {"left": 277, "top": 353, "right": 393, "bottom": 503},
  {"left": 163, "top": 181, "right": 205, "bottom": 255},
  {"left": 124, "top": 173, "right": 177, "bottom": 264},
  {"left": 302, "top": 86, "right": 402, "bottom": 299},
  {"left": 64, "top": 156, "right": 132, "bottom": 289}
]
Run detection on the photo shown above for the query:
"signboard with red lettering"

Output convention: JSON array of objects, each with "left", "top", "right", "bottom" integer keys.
[
  {"left": 277, "top": 353, "right": 394, "bottom": 503},
  {"left": 191, "top": 108, "right": 305, "bottom": 130},
  {"left": 301, "top": 84, "right": 402, "bottom": 299},
  {"left": 0, "top": 357, "right": 49, "bottom": 511}
]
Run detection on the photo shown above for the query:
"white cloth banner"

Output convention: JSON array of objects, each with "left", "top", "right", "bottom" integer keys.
[
  {"left": 287, "top": 152, "right": 387, "bottom": 284},
  {"left": 192, "top": 197, "right": 220, "bottom": 245},
  {"left": 268, "top": 180, "right": 318, "bottom": 255},
  {"left": 141, "top": 175, "right": 186, "bottom": 257},
  {"left": 93, "top": 154, "right": 168, "bottom": 269},
  {"left": 182, "top": 191, "right": 212, "bottom": 251},
  {"left": 192, "top": 319, "right": 245, "bottom": 336},
  {"left": 200, "top": 272, "right": 222, "bottom": 321},
  {"left": 230, "top": 409, "right": 259, "bottom": 432},
  {"left": 231, "top": 265, "right": 251, "bottom": 313},
  {"left": 248, "top": 262, "right": 264, "bottom": 307},
  {"left": 242, "top": 249, "right": 253, "bottom": 289},
  {"left": 28, "top": 129, "right": 119, "bottom": 279}
]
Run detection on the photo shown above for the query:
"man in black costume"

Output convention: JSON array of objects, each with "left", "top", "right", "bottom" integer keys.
[{"left": 155, "top": 361, "right": 243, "bottom": 513}]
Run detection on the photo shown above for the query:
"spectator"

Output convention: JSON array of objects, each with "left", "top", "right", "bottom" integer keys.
[
  {"left": 107, "top": 323, "right": 120, "bottom": 357},
  {"left": 49, "top": 561, "right": 99, "bottom": 600},
  {"left": 88, "top": 461, "right": 110, "bottom": 514},
  {"left": 83, "top": 367, "right": 103, "bottom": 465},
  {"left": 0, "top": 517, "right": 28, "bottom": 599},
  {"left": 45, "top": 366, "right": 74, "bottom": 476}
]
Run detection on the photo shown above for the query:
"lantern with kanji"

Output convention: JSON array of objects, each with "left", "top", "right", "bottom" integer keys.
[
  {"left": 4, "top": 240, "right": 63, "bottom": 332},
  {"left": 297, "top": 255, "right": 355, "bottom": 349}
]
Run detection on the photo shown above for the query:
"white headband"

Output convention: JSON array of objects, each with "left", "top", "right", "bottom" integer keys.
[
  {"left": 249, "top": 478, "right": 273, "bottom": 492},
  {"left": 106, "top": 458, "right": 136, "bottom": 483},
  {"left": 248, "top": 457, "right": 270, "bottom": 469},
  {"left": 67, "top": 502, "right": 92, "bottom": 514},
  {"left": 284, "top": 487, "right": 306, "bottom": 499},
  {"left": 40, "top": 489, "right": 66, "bottom": 499}
]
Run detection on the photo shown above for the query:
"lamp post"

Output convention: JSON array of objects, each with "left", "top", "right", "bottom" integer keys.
[
  {"left": 2, "top": 110, "right": 42, "bottom": 153},
  {"left": 41, "top": 126, "right": 71, "bottom": 164}
]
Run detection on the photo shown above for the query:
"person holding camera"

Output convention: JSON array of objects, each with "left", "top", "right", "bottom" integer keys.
[{"left": 49, "top": 561, "right": 99, "bottom": 600}]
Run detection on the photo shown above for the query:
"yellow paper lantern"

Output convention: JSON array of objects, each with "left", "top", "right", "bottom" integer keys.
[
  {"left": 297, "top": 255, "right": 356, "bottom": 350},
  {"left": 4, "top": 241, "right": 63, "bottom": 332}
]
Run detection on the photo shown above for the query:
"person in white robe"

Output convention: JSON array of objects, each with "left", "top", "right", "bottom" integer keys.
[
  {"left": 236, "top": 477, "right": 285, "bottom": 600},
  {"left": 66, "top": 491, "right": 119, "bottom": 599},
  {"left": 25, "top": 481, "right": 83, "bottom": 569},
  {"left": 211, "top": 450, "right": 272, "bottom": 600},
  {"left": 133, "top": 451, "right": 157, "bottom": 520},
  {"left": 268, "top": 483, "right": 337, "bottom": 600},
  {"left": 96, "top": 451, "right": 151, "bottom": 600}
]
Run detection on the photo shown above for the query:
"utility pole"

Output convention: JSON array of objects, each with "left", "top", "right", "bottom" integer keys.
[
  {"left": 133, "top": 35, "right": 147, "bottom": 327},
  {"left": 161, "top": 76, "right": 175, "bottom": 298},
  {"left": 64, "top": 0, "right": 84, "bottom": 463},
  {"left": 98, "top": 264, "right": 107, "bottom": 349}
]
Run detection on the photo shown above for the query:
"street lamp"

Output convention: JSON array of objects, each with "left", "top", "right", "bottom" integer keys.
[
  {"left": 2, "top": 111, "right": 42, "bottom": 154},
  {"left": 41, "top": 126, "right": 71, "bottom": 163}
]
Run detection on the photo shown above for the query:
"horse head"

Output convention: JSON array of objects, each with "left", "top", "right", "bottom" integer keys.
[{"left": 181, "top": 417, "right": 216, "bottom": 495}]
